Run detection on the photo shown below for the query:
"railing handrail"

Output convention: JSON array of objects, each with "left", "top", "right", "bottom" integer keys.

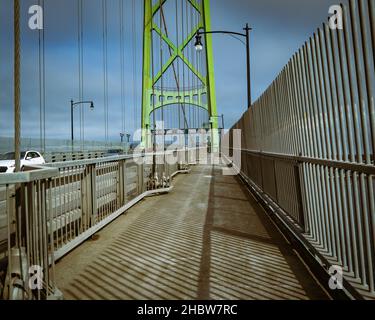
[
  {"left": 44, "top": 147, "right": 204, "bottom": 168},
  {"left": 0, "top": 147, "right": 204, "bottom": 183},
  {"left": 229, "top": 148, "right": 375, "bottom": 175},
  {"left": 0, "top": 165, "right": 59, "bottom": 185}
]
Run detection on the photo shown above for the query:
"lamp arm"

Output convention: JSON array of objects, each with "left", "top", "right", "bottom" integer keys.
[
  {"left": 72, "top": 101, "right": 93, "bottom": 107},
  {"left": 197, "top": 29, "right": 247, "bottom": 38}
]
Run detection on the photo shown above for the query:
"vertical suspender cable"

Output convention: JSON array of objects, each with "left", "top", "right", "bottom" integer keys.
[
  {"left": 182, "top": 0, "right": 185, "bottom": 133},
  {"left": 38, "top": 0, "right": 46, "bottom": 153},
  {"left": 102, "top": 0, "right": 108, "bottom": 144},
  {"left": 106, "top": 0, "right": 109, "bottom": 144},
  {"left": 159, "top": 0, "right": 165, "bottom": 166},
  {"left": 195, "top": 4, "right": 198, "bottom": 128},
  {"left": 160, "top": 5, "right": 179, "bottom": 128},
  {"left": 150, "top": 0, "right": 156, "bottom": 174},
  {"left": 78, "top": 0, "right": 84, "bottom": 148},
  {"left": 132, "top": 0, "right": 137, "bottom": 133},
  {"left": 14, "top": 0, "right": 21, "bottom": 172},
  {"left": 178, "top": 0, "right": 189, "bottom": 132},
  {"left": 38, "top": 0, "right": 43, "bottom": 152},
  {"left": 176, "top": 0, "right": 181, "bottom": 130},
  {"left": 190, "top": 3, "right": 194, "bottom": 128},
  {"left": 42, "top": 0, "right": 46, "bottom": 153},
  {"left": 78, "top": 0, "right": 81, "bottom": 145},
  {"left": 186, "top": 0, "right": 190, "bottom": 128},
  {"left": 120, "top": 0, "right": 126, "bottom": 138}
]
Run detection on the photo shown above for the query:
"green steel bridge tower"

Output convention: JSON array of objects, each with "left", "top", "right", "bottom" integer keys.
[{"left": 141, "top": 0, "right": 219, "bottom": 149}]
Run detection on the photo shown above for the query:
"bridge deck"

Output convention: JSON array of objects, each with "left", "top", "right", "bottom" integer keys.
[{"left": 55, "top": 164, "right": 328, "bottom": 300}]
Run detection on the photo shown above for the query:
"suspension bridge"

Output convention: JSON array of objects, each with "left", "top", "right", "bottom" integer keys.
[{"left": 0, "top": 0, "right": 374, "bottom": 301}]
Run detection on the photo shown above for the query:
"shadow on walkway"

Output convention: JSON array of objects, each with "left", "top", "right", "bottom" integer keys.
[{"left": 55, "top": 165, "right": 328, "bottom": 300}]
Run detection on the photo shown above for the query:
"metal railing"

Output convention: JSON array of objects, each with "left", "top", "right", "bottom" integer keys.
[
  {"left": 0, "top": 148, "right": 202, "bottom": 299},
  {"left": 44, "top": 151, "right": 107, "bottom": 163},
  {"left": 0, "top": 137, "right": 128, "bottom": 154},
  {"left": 227, "top": 0, "right": 375, "bottom": 299}
]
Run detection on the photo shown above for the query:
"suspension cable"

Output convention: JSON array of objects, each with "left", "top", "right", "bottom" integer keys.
[
  {"left": 186, "top": 0, "right": 191, "bottom": 129},
  {"left": 38, "top": 0, "right": 46, "bottom": 153},
  {"left": 159, "top": 0, "right": 166, "bottom": 164},
  {"left": 182, "top": 0, "right": 185, "bottom": 131},
  {"left": 120, "top": 0, "right": 126, "bottom": 136},
  {"left": 159, "top": 2, "right": 188, "bottom": 130},
  {"left": 176, "top": 0, "right": 181, "bottom": 130},
  {"left": 150, "top": 0, "right": 157, "bottom": 175},
  {"left": 78, "top": 0, "right": 84, "bottom": 147},
  {"left": 131, "top": 0, "right": 137, "bottom": 133},
  {"left": 102, "top": 0, "right": 109, "bottom": 144}
]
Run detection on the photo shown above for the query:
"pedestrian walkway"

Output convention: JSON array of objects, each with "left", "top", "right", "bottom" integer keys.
[{"left": 55, "top": 165, "right": 329, "bottom": 300}]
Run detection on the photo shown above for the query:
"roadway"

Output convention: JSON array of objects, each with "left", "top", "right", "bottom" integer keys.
[{"left": 54, "top": 164, "right": 329, "bottom": 300}]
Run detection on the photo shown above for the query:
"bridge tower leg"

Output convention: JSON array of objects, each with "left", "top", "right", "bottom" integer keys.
[{"left": 141, "top": 0, "right": 219, "bottom": 151}]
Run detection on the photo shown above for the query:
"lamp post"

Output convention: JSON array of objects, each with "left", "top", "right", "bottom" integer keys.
[
  {"left": 195, "top": 23, "right": 252, "bottom": 108},
  {"left": 70, "top": 100, "right": 94, "bottom": 145}
]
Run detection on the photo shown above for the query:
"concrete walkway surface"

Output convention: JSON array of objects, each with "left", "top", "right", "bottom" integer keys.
[{"left": 55, "top": 165, "right": 328, "bottom": 300}]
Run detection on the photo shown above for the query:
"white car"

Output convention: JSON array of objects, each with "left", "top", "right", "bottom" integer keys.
[{"left": 0, "top": 151, "right": 46, "bottom": 173}]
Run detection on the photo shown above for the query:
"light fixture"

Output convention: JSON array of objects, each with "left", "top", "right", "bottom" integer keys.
[
  {"left": 194, "top": 33, "right": 203, "bottom": 51},
  {"left": 90, "top": 102, "right": 94, "bottom": 110}
]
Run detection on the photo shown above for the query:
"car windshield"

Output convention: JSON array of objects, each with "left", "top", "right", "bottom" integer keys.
[{"left": 0, "top": 152, "right": 26, "bottom": 160}]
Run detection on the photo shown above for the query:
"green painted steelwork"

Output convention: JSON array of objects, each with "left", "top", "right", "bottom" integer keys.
[
  {"left": 141, "top": 0, "right": 218, "bottom": 148},
  {"left": 151, "top": 87, "right": 208, "bottom": 111}
]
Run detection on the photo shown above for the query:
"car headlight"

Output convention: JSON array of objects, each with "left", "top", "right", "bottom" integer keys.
[{"left": 9, "top": 164, "right": 15, "bottom": 168}]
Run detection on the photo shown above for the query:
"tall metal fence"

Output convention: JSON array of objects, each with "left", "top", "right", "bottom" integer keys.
[
  {"left": 228, "top": 0, "right": 375, "bottom": 299},
  {"left": 0, "top": 148, "right": 201, "bottom": 299}
]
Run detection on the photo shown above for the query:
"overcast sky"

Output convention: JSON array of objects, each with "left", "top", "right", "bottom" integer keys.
[{"left": 0, "top": 0, "right": 347, "bottom": 142}]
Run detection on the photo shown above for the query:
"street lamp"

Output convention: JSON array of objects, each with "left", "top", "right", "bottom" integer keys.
[
  {"left": 195, "top": 23, "right": 253, "bottom": 108},
  {"left": 194, "top": 34, "right": 203, "bottom": 51},
  {"left": 70, "top": 100, "right": 95, "bottom": 143}
]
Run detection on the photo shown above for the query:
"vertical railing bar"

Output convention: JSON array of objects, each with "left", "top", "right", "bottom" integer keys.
[
  {"left": 6, "top": 185, "right": 12, "bottom": 300},
  {"left": 42, "top": 181, "right": 49, "bottom": 297},
  {"left": 346, "top": 170, "right": 361, "bottom": 279},
  {"left": 304, "top": 43, "right": 324, "bottom": 245},
  {"left": 60, "top": 169, "right": 64, "bottom": 249},
  {"left": 294, "top": 52, "right": 315, "bottom": 236},
  {"left": 320, "top": 24, "right": 341, "bottom": 259},
  {"left": 348, "top": 0, "right": 374, "bottom": 291},
  {"left": 24, "top": 184, "right": 31, "bottom": 299},
  {"left": 312, "top": 32, "right": 328, "bottom": 160},
  {"left": 348, "top": 0, "right": 371, "bottom": 165},
  {"left": 313, "top": 30, "right": 332, "bottom": 252},
  {"left": 339, "top": 168, "right": 355, "bottom": 274},
  {"left": 331, "top": 4, "right": 358, "bottom": 271},
  {"left": 302, "top": 45, "right": 317, "bottom": 158},
  {"left": 49, "top": 178, "right": 56, "bottom": 295},
  {"left": 307, "top": 38, "right": 323, "bottom": 159},
  {"left": 285, "top": 64, "right": 302, "bottom": 156},
  {"left": 323, "top": 23, "right": 341, "bottom": 161},
  {"left": 358, "top": 0, "right": 375, "bottom": 162},
  {"left": 315, "top": 30, "right": 332, "bottom": 165},
  {"left": 358, "top": 0, "right": 375, "bottom": 293},
  {"left": 37, "top": 181, "right": 41, "bottom": 300}
]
